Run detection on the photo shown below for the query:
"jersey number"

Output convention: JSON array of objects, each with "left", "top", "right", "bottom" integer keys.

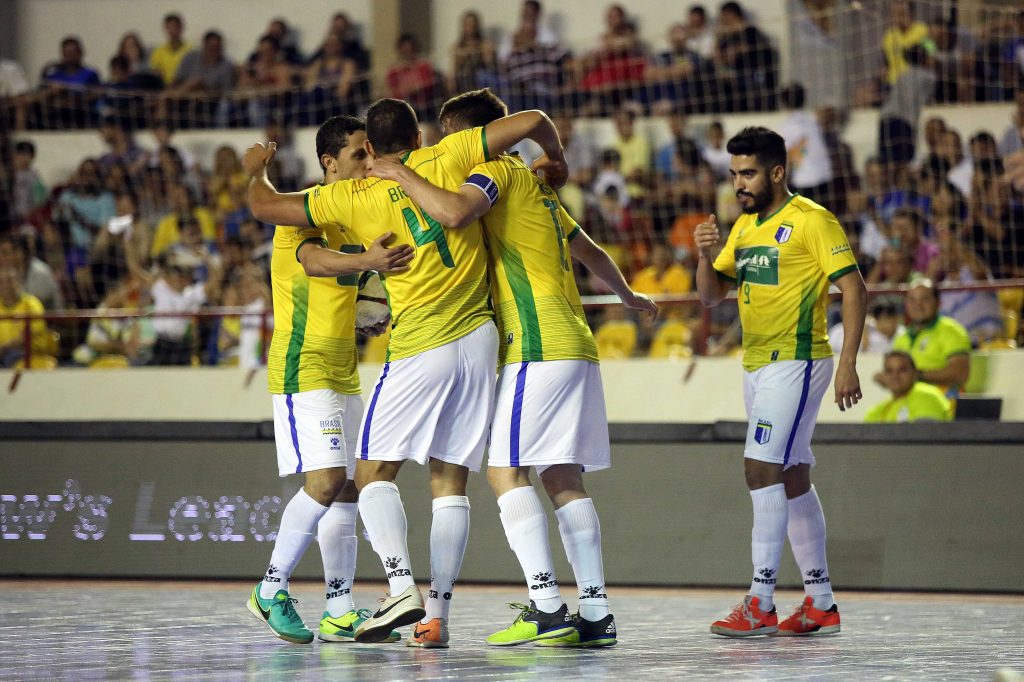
[
  {"left": 402, "top": 207, "right": 455, "bottom": 268},
  {"left": 743, "top": 282, "right": 751, "bottom": 304},
  {"left": 336, "top": 244, "right": 364, "bottom": 286},
  {"left": 542, "top": 199, "right": 570, "bottom": 272}
]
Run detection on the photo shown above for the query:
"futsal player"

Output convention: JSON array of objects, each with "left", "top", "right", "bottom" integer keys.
[
  {"left": 247, "top": 115, "right": 414, "bottom": 645},
  {"left": 244, "top": 98, "right": 568, "bottom": 648},
  {"left": 694, "top": 126, "right": 866, "bottom": 636},
  {"left": 370, "top": 88, "right": 657, "bottom": 647}
]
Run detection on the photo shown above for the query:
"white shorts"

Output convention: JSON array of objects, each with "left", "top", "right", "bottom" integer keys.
[
  {"left": 357, "top": 321, "right": 498, "bottom": 472},
  {"left": 272, "top": 389, "right": 363, "bottom": 478},
  {"left": 488, "top": 359, "right": 611, "bottom": 474},
  {"left": 742, "top": 357, "right": 832, "bottom": 469}
]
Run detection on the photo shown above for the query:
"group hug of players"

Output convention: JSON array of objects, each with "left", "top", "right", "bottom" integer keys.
[{"left": 242, "top": 84, "right": 865, "bottom": 647}]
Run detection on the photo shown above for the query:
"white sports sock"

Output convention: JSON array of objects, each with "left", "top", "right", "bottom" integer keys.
[
  {"left": 787, "top": 485, "right": 834, "bottom": 610},
  {"left": 498, "top": 486, "right": 563, "bottom": 613},
  {"left": 260, "top": 488, "right": 329, "bottom": 599},
  {"left": 749, "top": 483, "right": 788, "bottom": 612},
  {"left": 318, "top": 501, "right": 359, "bottom": 617},
  {"left": 358, "top": 481, "right": 416, "bottom": 595},
  {"left": 425, "top": 495, "right": 471, "bottom": 621},
  {"left": 555, "top": 498, "right": 608, "bottom": 621}
]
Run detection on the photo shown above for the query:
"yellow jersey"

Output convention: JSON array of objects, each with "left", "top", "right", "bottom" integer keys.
[
  {"left": 466, "top": 154, "right": 598, "bottom": 366},
  {"left": 0, "top": 292, "right": 47, "bottom": 352},
  {"left": 305, "top": 127, "right": 493, "bottom": 361},
  {"left": 713, "top": 194, "right": 858, "bottom": 371},
  {"left": 267, "top": 188, "right": 362, "bottom": 395}
]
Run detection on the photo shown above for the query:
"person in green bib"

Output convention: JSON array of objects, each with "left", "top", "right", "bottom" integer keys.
[
  {"left": 889, "top": 278, "right": 971, "bottom": 398},
  {"left": 865, "top": 350, "right": 953, "bottom": 422}
]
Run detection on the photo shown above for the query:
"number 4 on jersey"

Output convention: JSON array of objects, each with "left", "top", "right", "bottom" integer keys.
[{"left": 402, "top": 207, "right": 455, "bottom": 268}]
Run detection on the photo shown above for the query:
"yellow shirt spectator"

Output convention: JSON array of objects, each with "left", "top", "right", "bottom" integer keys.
[
  {"left": 150, "top": 207, "right": 218, "bottom": 258},
  {"left": 882, "top": 21, "right": 929, "bottom": 84},
  {"left": 631, "top": 263, "right": 692, "bottom": 296},
  {"left": 0, "top": 290, "right": 49, "bottom": 365},
  {"left": 150, "top": 41, "right": 193, "bottom": 86}
]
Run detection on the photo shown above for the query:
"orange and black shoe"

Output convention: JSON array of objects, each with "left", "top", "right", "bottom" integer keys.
[
  {"left": 406, "top": 617, "right": 450, "bottom": 649},
  {"left": 710, "top": 596, "right": 778, "bottom": 637},
  {"left": 775, "top": 597, "right": 841, "bottom": 636}
]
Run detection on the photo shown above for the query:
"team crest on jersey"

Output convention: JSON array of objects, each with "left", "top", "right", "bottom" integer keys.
[
  {"left": 754, "top": 419, "right": 772, "bottom": 445},
  {"left": 775, "top": 222, "right": 794, "bottom": 244}
]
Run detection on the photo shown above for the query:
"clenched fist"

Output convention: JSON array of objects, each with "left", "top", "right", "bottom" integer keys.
[{"left": 693, "top": 214, "right": 721, "bottom": 259}]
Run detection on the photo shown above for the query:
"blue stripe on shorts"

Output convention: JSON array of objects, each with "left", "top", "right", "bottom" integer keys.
[{"left": 360, "top": 361, "right": 390, "bottom": 459}]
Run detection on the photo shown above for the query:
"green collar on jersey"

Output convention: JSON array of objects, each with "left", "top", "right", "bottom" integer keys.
[{"left": 755, "top": 192, "right": 799, "bottom": 226}]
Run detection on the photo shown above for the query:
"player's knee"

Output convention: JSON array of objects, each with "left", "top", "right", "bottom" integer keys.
[
  {"left": 486, "top": 466, "right": 529, "bottom": 497},
  {"left": 743, "top": 458, "right": 783, "bottom": 490},
  {"left": 304, "top": 469, "right": 347, "bottom": 505},
  {"left": 539, "top": 464, "right": 586, "bottom": 501}
]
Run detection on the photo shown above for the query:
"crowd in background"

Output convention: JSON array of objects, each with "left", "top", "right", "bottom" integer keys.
[{"left": 0, "top": 0, "right": 1022, "bottom": 369}]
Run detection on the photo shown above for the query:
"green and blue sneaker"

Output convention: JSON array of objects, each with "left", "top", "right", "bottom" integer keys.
[
  {"left": 319, "top": 609, "right": 401, "bottom": 643},
  {"left": 246, "top": 583, "right": 314, "bottom": 644},
  {"left": 535, "top": 612, "right": 617, "bottom": 648},
  {"left": 486, "top": 601, "right": 576, "bottom": 646}
]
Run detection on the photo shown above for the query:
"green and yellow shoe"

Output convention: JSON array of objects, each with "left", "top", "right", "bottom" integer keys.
[
  {"left": 246, "top": 583, "right": 314, "bottom": 644},
  {"left": 319, "top": 609, "right": 400, "bottom": 643},
  {"left": 535, "top": 612, "right": 617, "bottom": 648},
  {"left": 486, "top": 601, "right": 576, "bottom": 647}
]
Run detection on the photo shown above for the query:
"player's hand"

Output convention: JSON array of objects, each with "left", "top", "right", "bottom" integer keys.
[
  {"left": 531, "top": 153, "right": 569, "bottom": 189},
  {"left": 242, "top": 141, "right": 277, "bottom": 177},
  {"left": 693, "top": 214, "right": 721, "bottom": 258},
  {"left": 365, "top": 231, "right": 415, "bottom": 274},
  {"left": 834, "top": 362, "right": 862, "bottom": 412},
  {"left": 624, "top": 291, "right": 659, "bottom": 320},
  {"left": 369, "top": 158, "right": 408, "bottom": 183},
  {"left": 357, "top": 315, "right": 391, "bottom": 337}
]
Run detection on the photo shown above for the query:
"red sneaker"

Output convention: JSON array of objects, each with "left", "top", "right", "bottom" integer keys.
[
  {"left": 710, "top": 596, "right": 778, "bottom": 637},
  {"left": 775, "top": 596, "right": 841, "bottom": 636}
]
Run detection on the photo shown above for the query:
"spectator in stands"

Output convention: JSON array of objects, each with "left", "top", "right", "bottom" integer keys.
[
  {"left": 114, "top": 32, "right": 152, "bottom": 77},
  {"left": 552, "top": 112, "right": 595, "bottom": 216},
  {"left": 890, "top": 208, "right": 938, "bottom": 273},
  {"left": 309, "top": 12, "right": 370, "bottom": 72},
  {"left": 498, "top": 1, "right": 560, "bottom": 61},
  {"left": 655, "top": 108, "right": 692, "bottom": 180},
  {"left": 865, "top": 350, "right": 953, "bottom": 423},
  {"left": 654, "top": 138, "right": 717, "bottom": 240},
  {"left": 55, "top": 158, "right": 116, "bottom": 277},
  {"left": 237, "top": 34, "right": 295, "bottom": 128},
  {"left": 700, "top": 120, "right": 731, "bottom": 181},
  {"left": 936, "top": 128, "right": 973, "bottom": 197},
  {"left": 149, "top": 119, "right": 197, "bottom": 172},
  {"left": 72, "top": 278, "right": 154, "bottom": 366},
  {"left": 258, "top": 18, "right": 303, "bottom": 66},
  {"left": 97, "top": 117, "right": 148, "bottom": 174},
  {"left": 0, "top": 234, "right": 63, "bottom": 311},
  {"left": 878, "top": 45, "right": 936, "bottom": 173},
  {"left": 0, "top": 265, "right": 51, "bottom": 367},
  {"left": 612, "top": 108, "right": 651, "bottom": 199},
  {"left": 683, "top": 5, "right": 715, "bottom": 61},
  {"left": 866, "top": 246, "right": 918, "bottom": 286},
  {"left": 11, "top": 141, "right": 46, "bottom": 225},
  {"left": 777, "top": 82, "right": 833, "bottom": 204},
  {"left": 450, "top": 11, "right": 497, "bottom": 94},
  {"left": 386, "top": 33, "right": 440, "bottom": 124},
  {"left": 713, "top": 1, "right": 778, "bottom": 112},
  {"left": 928, "top": 15, "right": 974, "bottom": 104},
  {"left": 264, "top": 117, "right": 305, "bottom": 193},
  {"left": 216, "top": 262, "right": 270, "bottom": 368},
  {"left": 500, "top": 23, "right": 570, "bottom": 114},
  {"left": 578, "top": 6, "right": 648, "bottom": 114},
  {"left": 648, "top": 24, "right": 704, "bottom": 115},
  {"left": 167, "top": 30, "right": 237, "bottom": 128},
  {"left": 629, "top": 243, "right": 691, "bottom": 296},
  {"left": 888, "top": 278, "right": 971, "bottom": 398},
  {"left": 206, "top": 145, "right": 247, "bottom": 224},
  {"left": 829, "top": 296, "right": 902, "bottom": 355},
  {"left": 150, "top": 183, "right": 216, "bottom": 259},
  {"left": 166, "top": 215, "right": 221, "bottom": 285},
  {"left": 300, "top": 32, "right": 359, "bottom": 123},
  {"left": 34, "top": 36, "right": 101, "bottom": 128},
  {"left": 150, "top": 13, "right": 191, "bottom": 88},
  {"left": 881, "top": 0, "right": 931, "bottom": 87},
  {"left": 966, "top": 173, "right": 1024, "bottom": 279},
  {"left": 998, "top": 88, "right": 1024, "bottom": 158},
  {"left": 99, "top": 55, "right": 161, "bottom": 128},
  {"left": 0, "top": 57, "right": 29, "bottom": 98},
  {"left": 843, "top": 183, "right": 886, "bottom": 268},
  {"left": 968, "top": 131, "right": 1000, "bottom": 166}
]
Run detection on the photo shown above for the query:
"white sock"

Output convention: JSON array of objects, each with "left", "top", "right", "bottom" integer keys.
[
  {"left": 318, "top": 501, "right": 359, "bottom": 617},
  {"left": 555, "top": 498, "right": 608, "bottom": 621},
  {"left": 425, "top": 495, "right": 471, "bottom": 621},
  {"left": 358, "top": 481, "right": 416, "bottom": 595},
  {"left": 749, "top": 483, "right": 788, "bottom": 612},
  {"left": 260, "top": 488, "right": 329, "bottom": 599},
  {"left": 787, "top": 485, "right": 834, "bottom": 610},
  {"left": 498, "top": 486, "right": 563, "bottom": 613}
]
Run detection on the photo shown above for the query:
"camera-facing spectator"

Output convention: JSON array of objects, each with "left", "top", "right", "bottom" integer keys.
[
  {"left": 0, "top": 265, "right": 52, "bottom": 367},
  {"left": 865, "top": 350, "right": 953, "bottom": 423},
  {"left": 829, "top": 296, "right": 903, "bottom": 354},
  {"left": 150, "top": 13, "right": 191, "bottom": 87}
]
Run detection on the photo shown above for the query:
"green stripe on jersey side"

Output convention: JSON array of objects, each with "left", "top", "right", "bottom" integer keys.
[
  {"left": 795, "top": 281, "right": 817, "bottom": 360},
  {"left": 295, "top": 237, "right": 328, "bottom": 263},
  {"left": 500, "top": 244, "right": 542, "bottom": 360},
  {"left": 303, "top": 193, "right": 317, "bottom": 228},
  {"left": 482, "top": 127, "right": 490, "bottom": 161},
  {"left": 283, "top": 274, "right": 310, "bottom": 393}
]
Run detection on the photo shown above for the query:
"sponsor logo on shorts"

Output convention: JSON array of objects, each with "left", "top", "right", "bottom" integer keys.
[
  {"left": 753, "top": 567, "right": 776, "bottom": 585},
  {"left": 754, "top": 419, "right": 772, "bottom": 445},
  {"left": 581, "top": 585, "right": 606, "bottom": 599},
  {"left": 384, "top": 555, "right": 412, "bottom": 579},
  {"left": 530, "top": 571, "right": 558, "bottom": 590},
  {"left": 329, "top": 437, "right": 340, "bottom": 450},
  {"left": 326, "top": 577, "right": 351, "bottom": 598},
  {"left": 804, "top": 568, "right": 830, "bottom": 585},
  {"left": 320, "top": 418, "right": 342, "bottom": 436}
]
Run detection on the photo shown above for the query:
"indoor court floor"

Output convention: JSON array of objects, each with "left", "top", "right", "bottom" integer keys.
[{"left": 3, "top": 580, "right": 1021, "bottom": 680}]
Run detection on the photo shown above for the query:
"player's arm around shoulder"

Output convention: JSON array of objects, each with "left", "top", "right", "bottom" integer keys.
[
  {"left": 693, "top": 213, "right": 731, "bottom": 307},
  {"left": 370, "top": 157, "right": 493, "bottom": 229},
  {"left": 296, "top": 231, "right": 414, "bottom": 278}
]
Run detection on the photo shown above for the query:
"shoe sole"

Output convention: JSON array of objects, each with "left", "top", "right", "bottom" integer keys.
[
  {"left": 405, "top": 640, "right": 449, "bottom": 648},
  {"left": 710, "top": 625, "right": 778, "bottom": 637},
  {"left": 354, "top": 606, "right": 426, "bottom": 643},
  {"left": 246, "top": 599, "right": 314, "bottom": 644},
  {"left": 320, "top": 632, "right": 401, "bottom": 643},
  {"left": 487, "top": 626, "right": 578, "bottom": 647},
  {"left": 773, "top": 624, "right": 841, "bottom": 637},
  {"left": 536, "top": 636, "right": 617, "bottom": 648}
]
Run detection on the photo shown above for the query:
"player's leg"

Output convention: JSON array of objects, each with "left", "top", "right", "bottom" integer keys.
[
  {"left": 777, "top": 358, "right": 840, "bottom": 636},
  {"left": 534, "top": 464, "right": 618, "bottom": 648},
  {"left": 249, "top": 390, "right": 347, "bottom": 644}
]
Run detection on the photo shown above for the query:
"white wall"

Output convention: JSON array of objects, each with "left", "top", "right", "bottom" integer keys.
[
  {"left": 15, "top": 0, "right": 373, "bottom": 84},
  {"left": 2, "top": 351, "right": 1021, "bottom": 423}
]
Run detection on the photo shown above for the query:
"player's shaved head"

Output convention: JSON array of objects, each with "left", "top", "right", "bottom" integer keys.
[
  {"left": 366, "top": 98, "right": 420, "bottom": 154},
  {"left": 439, "top": 89, "right": 509, "bottom": 134},
  {"left": 316, "top": 115, "right": 365, "bottom": 172}
]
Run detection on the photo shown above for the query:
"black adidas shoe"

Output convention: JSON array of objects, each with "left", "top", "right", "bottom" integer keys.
[{"left": 535, "top": 612, "right": 617, "bottom": 648}]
